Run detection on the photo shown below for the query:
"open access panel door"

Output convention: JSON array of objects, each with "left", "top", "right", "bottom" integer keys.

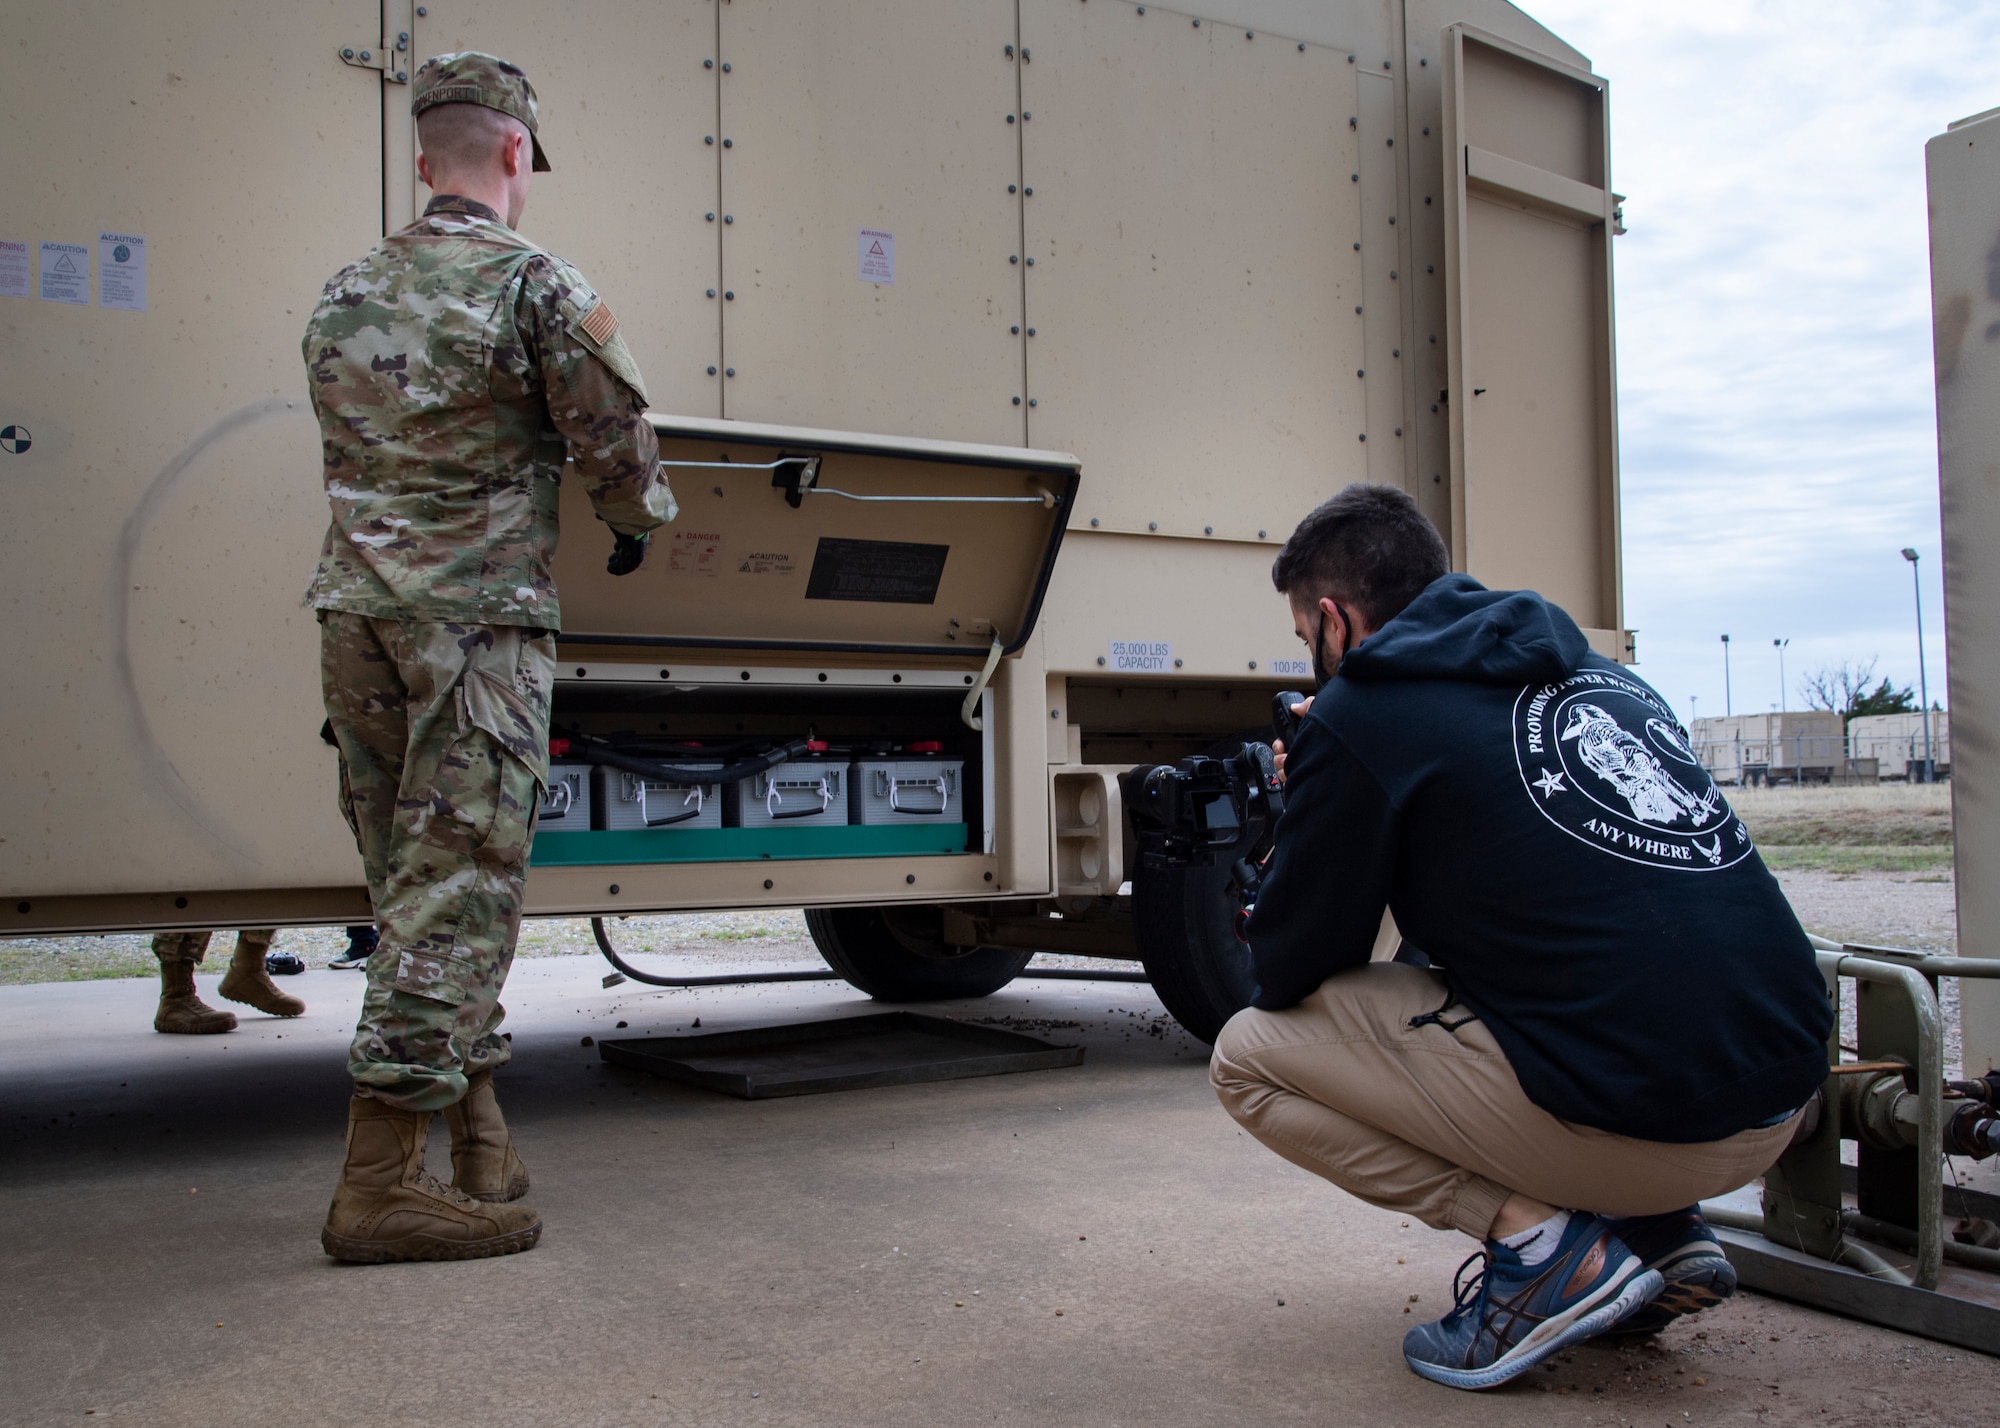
[
  {"left": 526, "top": 418, "right": 1079, "bottom": 915},
  {"left": 0, "top": 2, "right": 387, "bottom": 937},
  {"left": 554, "top": 417, "right": 1078, "bottom": 658},
  {"left": 1440, "top": 25, "right": 1626, "bottom": 655}
]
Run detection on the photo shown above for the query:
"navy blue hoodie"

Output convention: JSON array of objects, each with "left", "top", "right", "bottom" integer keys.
[{"left": 1245, "top": 574, "right": 1833, "bottom": 1144}]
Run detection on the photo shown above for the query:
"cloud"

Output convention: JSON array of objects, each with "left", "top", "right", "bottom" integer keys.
[{"left": 1517, "top": 0, "right": 1994, "bottom": 719}]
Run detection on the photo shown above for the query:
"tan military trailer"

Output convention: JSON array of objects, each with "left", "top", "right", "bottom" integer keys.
[{"left": 0, "top": 0, "right": 1625, "bottom": 1040}]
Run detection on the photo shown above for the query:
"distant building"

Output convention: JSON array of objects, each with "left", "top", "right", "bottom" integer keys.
[
  {"left": 1847, "top": 711, "right": 1950, "bottom": 781},
  {"left": 1691, "top": 712, "right": 1851, "bottom": 786}
]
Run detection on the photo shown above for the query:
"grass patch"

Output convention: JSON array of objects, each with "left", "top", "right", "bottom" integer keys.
[
  {"left": 0, "top": 937, "right": 159, "bottom": 986},
  {"left": 1758, "top": 845, "right": 1955, "bottom": 875}
]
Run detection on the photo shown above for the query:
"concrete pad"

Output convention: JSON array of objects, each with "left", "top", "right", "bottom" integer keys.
[{"left": 2, "top": 957, "right": 1995, "bottom": 1425}]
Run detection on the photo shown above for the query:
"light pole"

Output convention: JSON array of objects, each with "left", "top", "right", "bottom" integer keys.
[
  {"left": 1721, "top": 634, "right": 1732, "bottom": 716},
  {"left": 1901, "top": 548, "right": 1935, "bottom": 782},
  {"left": 1773, "top": 638, "right": 1790, "bottom": 712}
]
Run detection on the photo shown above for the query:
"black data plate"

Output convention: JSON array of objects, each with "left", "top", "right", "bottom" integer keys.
[{"left": 598, "top": 1011, "right": 1082, "bottom": 1099}]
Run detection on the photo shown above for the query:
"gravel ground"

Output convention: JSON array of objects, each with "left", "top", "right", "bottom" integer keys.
[
  {"left": 0, "top": 786, "right": 1957, "bottom": 1055},
  {"left": 0, "top": 910, "right": 1139, "bottom": 987}
]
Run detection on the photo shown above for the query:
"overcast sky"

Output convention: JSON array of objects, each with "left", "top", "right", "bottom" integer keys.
[{"left": 1518, "top": 0, "right": 2000, "bottom": 726}]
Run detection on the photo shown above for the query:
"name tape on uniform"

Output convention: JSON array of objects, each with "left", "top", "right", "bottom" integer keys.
[
  {"left": 1109, "top": 640, "right": 1172, "bottom": 673},
  {"left": 858, "top": 228, "right": 895, "bottom": 285},
  {"left": 99, "top": 232, "right": 146, "bottom": 312},
  {"left": 39, "top": 241, "right": 88, "bottom": 305}
]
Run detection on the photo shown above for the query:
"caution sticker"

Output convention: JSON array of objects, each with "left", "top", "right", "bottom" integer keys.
[
  {"left": 98, "top": 232, "right": 146, "bottom": 312},
  {"left": 39, "top": 241, "right": 88, "bottom": 305}
]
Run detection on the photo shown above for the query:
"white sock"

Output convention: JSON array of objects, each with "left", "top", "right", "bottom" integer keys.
[{"left": 1498, "top": 1209, "right": 1572, "bottom": 1265}]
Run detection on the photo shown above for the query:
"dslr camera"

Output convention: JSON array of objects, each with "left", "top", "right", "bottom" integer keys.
[{"left": 1118, "top": 691, "right": 1306, "bottom": 902}]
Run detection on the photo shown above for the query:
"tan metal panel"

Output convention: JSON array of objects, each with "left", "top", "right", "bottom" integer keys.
[
  {"left": 1928, "top": 108, "right": 2000, "bottom": 1073},
  {"left": 0, "top": 1, "right": 382, "bottom": 902},
  {"left": 1441, "top": 25, "right": 1621, "bottom": 633},
  {"left": 1040, "top": 533, "right": 1302, "bottom": 682},
  {"left": 1018, "top": 0, "right": 1367, "bottom": 544},
  {"left": 1357, "top": 69, "right": 1413, "bottom": 488},
  {"left": 714, "top": 0, "right": 1026, "bottom": 445},
  {"left": 409, "top": 0, "right": 723, "bottom": 418}
]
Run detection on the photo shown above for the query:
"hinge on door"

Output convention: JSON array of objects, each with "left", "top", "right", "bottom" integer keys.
[{"left": 337, "top": 28, "right": 413, "bottom": 85}]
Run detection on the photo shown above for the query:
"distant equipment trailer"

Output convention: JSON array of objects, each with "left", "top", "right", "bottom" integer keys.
[
  {"left": 1847, "top": 711, "right": 1950, "bottom": 782},
  {"left": 0, "top": 0, "right": 1629, "bottom": 1045},
  {"left": 1691, "top": 712, "right": 1846, "bottom": 786}
]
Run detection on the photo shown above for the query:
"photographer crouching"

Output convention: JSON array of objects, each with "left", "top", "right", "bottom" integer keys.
[{"left": 1209, "top": 485, "right": 1832, "bottom": 1390}]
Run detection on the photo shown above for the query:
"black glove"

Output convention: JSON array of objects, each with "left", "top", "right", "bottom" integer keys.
[{"left": 607, "top": 530, "right": 649, "bottom": 576}]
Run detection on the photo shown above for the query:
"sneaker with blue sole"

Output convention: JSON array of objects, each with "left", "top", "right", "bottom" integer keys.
[
  {"left": 1602, "top": 1207, "right": 1736, "bottom": 1335},
  {"left": 1402, "top": 1212, "right": 1662, "bottom": 1391}
]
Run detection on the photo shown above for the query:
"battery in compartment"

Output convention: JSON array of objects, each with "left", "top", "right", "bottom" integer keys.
[
  {"left": 595, "top": 764, "right": 723, "bottom": 831},
  {"left": 532, "top": 678, "right": 980, "bottom": 866},
  {"left": 851, "top": 755, "right": 963, "bottom": 825},
  {"left": 725, "top": 757, "right": 849, "bottom": 829}
]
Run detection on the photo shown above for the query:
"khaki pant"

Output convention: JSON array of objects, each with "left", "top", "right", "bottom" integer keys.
[{"left": 1210, "top": 963, "right": 1796, "bottom": 1239}]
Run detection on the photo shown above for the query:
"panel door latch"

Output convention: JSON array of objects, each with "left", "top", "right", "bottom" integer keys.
[{"left": 338, "top": 30, "right": 412, "bottom": 84}]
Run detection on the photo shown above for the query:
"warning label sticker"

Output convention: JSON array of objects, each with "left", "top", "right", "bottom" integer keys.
[
  {"left": 1109, "top": 640, "right": 1173, "bottom": 673},
  {"left": 1267, "top": 657, "right": 1312, "bottom": 679},
  {"left": 667, "top": 529, "right": 727, "bottom": 577},
  {"left": 857, "top": 228, "right": 895, "bottom": 285},
  {"left": 39, "top": 241, "right": 88, "bottom": 305},
  {"left": 98, "top": 232, "right": 146, "bottom": 312},
  {"left": 805, "top": 537, "right": 948, "bottom": 605},
  {"left": 737, "top": 550, "right": 798, "bottom": 577},
  {"left": 0, "top": 241, "right": 28, "bottom": 298}
]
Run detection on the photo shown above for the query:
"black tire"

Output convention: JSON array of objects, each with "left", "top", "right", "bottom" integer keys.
[
  {"left": 1133, "top": 860, "right": 1255, "bottom": 1044},
  {"left": 805, "top": 904, "right": 1033, "bottom": 1002}
]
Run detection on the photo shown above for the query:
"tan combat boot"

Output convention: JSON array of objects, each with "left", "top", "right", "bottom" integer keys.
[
  {"left": 443, "top": 1069, "right": 531, "bottom": 1203},
  {"left": 153, "top": 937, "right": 237, "bottom": 1035},
  {"left": 321, "top": 1094, "right": 542, "bottom": 1263},
  {"left": 217, "top": 929, "right": 305, "bottom": 1018}
]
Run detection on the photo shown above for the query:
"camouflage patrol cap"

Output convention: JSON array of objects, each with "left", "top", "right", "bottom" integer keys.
[{"left": 411, "top": 51, "right": 551, "bottom": 172}]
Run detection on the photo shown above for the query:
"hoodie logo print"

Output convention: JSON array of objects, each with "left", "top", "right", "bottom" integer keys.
[{"left": 1513, "top": 670, "right": 1753, "bottom": 873}]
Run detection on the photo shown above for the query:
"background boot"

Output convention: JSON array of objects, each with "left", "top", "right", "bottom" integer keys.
[
  {"left": 153, "top": 933, "right": 236, "bottom": 1035},
  {"left": 218, "top": 929, "right": 304, "bottom": 1017},
  {"left": 444, "top": 1069, "right": 531, "bottom": 1202},
  {"left": 322, "top": 1094, "right": 541, "bottom": 1263}
]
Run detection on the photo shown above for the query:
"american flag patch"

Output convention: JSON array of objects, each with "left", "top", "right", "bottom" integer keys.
[{"left": 579, "top": 300, "right": 618, "bottom": 344}]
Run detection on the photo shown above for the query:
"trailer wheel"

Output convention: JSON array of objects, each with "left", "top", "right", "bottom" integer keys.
[
  {"left": 1132, "top": 861, "right": 1256, "bottom": 1044},
  {"left": 805, "top": 905, "right": 1034, "bottom": 1002}
]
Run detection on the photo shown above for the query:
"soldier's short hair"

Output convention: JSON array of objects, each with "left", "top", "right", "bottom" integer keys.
[
  {"left": 416, "top": 102, "right": 528, "bottom": 174},
  {"left": 1271, "top": 483, "right": 1450, "bottom": 629}
]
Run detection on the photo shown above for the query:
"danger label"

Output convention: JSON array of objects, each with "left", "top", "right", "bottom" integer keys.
[
  {"left": 857, "top": 228, "right": 895, "bottom": 284},
  {"left": 668, "top": 529, "right": 727, "bottom": 577}
]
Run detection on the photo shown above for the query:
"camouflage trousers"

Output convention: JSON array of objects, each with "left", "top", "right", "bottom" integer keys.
[
  {"left": 319, "top": 612, "right": 554, "bottom": 1113},
  {"left": 151, "top": 930, "right": 277, "bottom": 965}
]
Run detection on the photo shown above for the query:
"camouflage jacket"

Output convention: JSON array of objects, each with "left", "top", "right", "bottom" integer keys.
[{"left": 302, "top": 195, "right": 674, "bottom": 627}]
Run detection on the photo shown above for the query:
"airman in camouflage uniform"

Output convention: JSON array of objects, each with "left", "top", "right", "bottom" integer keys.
[
  {"left": 304, "top": 51, "right": 675, "bottom": 1263},
  {"left": 149, "top": 927, "right": 302, "bottom": 1034}
]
